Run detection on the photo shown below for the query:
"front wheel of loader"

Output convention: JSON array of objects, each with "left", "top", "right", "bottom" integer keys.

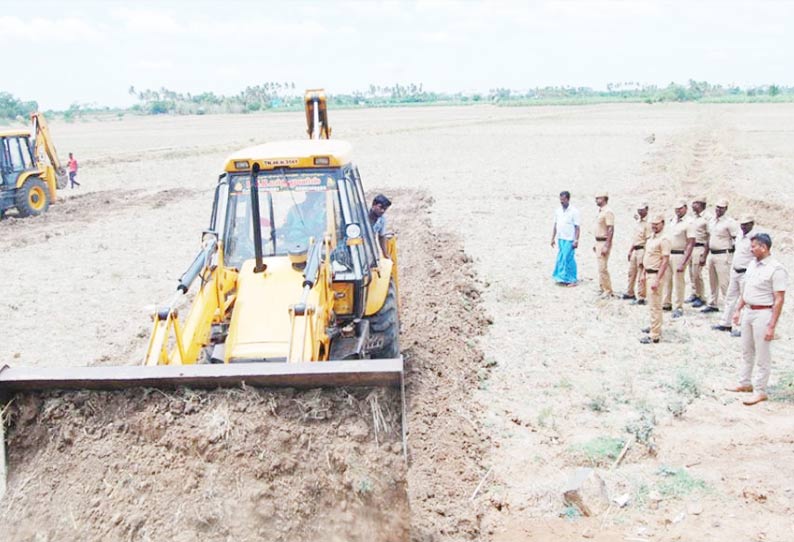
[
  {"left": 366, "top": 279, "right": 400, "bottom": 359},
  {"left": 15, "top": 177, "right": 50, "bottom": 217}
]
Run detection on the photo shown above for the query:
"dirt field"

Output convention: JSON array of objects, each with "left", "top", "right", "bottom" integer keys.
[{"left": 2, "top": 103, "right": 794, "bottom": 541}]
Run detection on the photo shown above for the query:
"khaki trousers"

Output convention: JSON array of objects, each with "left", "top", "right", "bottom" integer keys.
[
  {"left": 707, "top": 252, "right": 732, "bottom": 308},
  {"left": 664, "top": 253, "right": 688, "bottom": 309},
  {"left": 689, "top": 246, "right": 707, "bottom": 299},
  {"left": 627, "top": 249, "right": 646, "bottom": 299},
  {"left": 720, "top": 270, "right": 747, "bottom": 329},
  {"left": 740, "top": 308, "right": 773, "bottom": 393},
  {"left": 596, "top": 241, "right": 612, "bottom": 294},
  {"left": 647, "top": 270, "right": 664, "bottom": 340}
]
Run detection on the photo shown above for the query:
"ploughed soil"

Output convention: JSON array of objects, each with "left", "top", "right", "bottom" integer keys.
[{"left": 0, "top": 190, "right": 491, "bottom": 541}]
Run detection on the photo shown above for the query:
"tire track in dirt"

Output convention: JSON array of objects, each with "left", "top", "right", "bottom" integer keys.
[{"left": 0, "top": 188, "right": 208, "bottom": 251}]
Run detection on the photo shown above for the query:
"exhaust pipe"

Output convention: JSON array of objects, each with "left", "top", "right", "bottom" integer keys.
[{"left": 249, "top": 163, "right": 266, "bottom": 273}]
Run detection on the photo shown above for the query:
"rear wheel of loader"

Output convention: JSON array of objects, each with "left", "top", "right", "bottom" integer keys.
[
  {"left": 15, "top": 177, "right": 50, "bottom": 217},
  {"left": 366, "top": 279, "right": 400, "bottom": 359}
]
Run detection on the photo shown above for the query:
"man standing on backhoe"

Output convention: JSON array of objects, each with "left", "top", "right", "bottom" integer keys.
[{"left": 369, "top": 194, "right": 392, "bottom": 257}]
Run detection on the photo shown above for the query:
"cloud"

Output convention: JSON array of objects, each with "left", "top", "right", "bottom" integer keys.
[{"left": 0, "top": 15, "right": 104, "bottom": 42}]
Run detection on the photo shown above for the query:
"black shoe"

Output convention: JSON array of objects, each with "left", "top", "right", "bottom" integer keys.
[
  {"left": 685, "top": 295, "right": 698, "bottom": 303},
  {"left": 701, "top": 306, "right": 719, "bottom": 313},
  {"left": 672, "top": 308, "right": 684, "bottom": 319},
  {"left": 622, "top": 294, "right": 636, "bottom": 300},
  {"left": 731, "top": 330, "right": 741, "bottom": 338},
  {"left": 691, "top": 299, "right": 705, "bottom": 308},
  {"left": 640, "top": 336, "right": 660, "bottom": 344},
  {"left": 712, "top": 324, "right": 731, "bottom": 332},
  {"left": 635, "top": 299, "right": 646, "bottom": 306},
  {"left": 641, "top": 327, "right": 650, "bottom": 333},
  {"left": 662, "top": 304, "right": 672, "bottom": 311}
]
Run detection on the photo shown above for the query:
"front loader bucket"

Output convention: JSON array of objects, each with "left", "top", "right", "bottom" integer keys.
[{"left": 0, "top": 358, "right": 403, "bottom": 399}]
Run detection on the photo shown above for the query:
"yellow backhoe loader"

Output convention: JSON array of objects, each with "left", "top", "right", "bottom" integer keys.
[
  {"left": 0, "top": 112, "right": 68, "bottom": 218},
  {"left": 0, "top": 90, "right": 403, "bottom": 440}
]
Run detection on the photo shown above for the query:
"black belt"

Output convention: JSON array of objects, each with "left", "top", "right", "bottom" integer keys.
[
  {"left": 646, "top": 269, "right": 659, "bottom": 274},
  {"left": 735, "top": 268, "right": 747, "bottom": 274},
  {"left": 595, "top": 236, "right": 607, "bottom": 242},
  {"left": 671, "top": 250, "right": 685, "bottom": 254},
  {"left": 710, "top": 248, "right": 735, "bottom": 254},
  {"left": 633, "top": 245, "right": 645, "bottom": 250},
  {"left": 694, "top": 243, "right": 706, "bottom": 247}
]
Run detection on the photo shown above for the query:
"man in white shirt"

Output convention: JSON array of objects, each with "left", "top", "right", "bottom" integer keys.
[
  {"left": 712, "top": 215, "right": 757, "bottom": 337},
  {"left": 727, "top": 232, "right": 788, "bottom": 405},
  {"left": 551, "top": 191, "right": 581, "bottom": 286}
]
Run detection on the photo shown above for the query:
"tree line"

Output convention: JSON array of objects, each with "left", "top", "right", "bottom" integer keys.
[{"left": 2, "top": 80, "right": 793, "bottom": 122}]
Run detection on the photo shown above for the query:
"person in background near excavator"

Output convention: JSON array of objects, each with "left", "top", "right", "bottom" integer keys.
[
  {"left": 369, "top": 194, "right": 392, "bottom": 257},
  {"left": 640, "top": 214, "right": 671, "bottom": 344},
  {"left": 551, "top": 190, "right": 580, "bottom": 286},
  {"left": 713, "top": 215, "right": 758, "bottom": 337},
  {"left": 623, "top": 202, "right": 651, "bottom": 305},
  {"left": 594, "top": 191, "right": 615, "bottom": 298},
  {"left": 726, "top": 233, "right": 787, "bottom": 406},
  {"left": 687, "top": 196, "right": 709, "bottom": 308},
  {"left": 663, "top": 200, "right": 695, "bottom": 318},
  {"left": 68, "top": 152, "right": 80, "bottom": 188},
  {"left": 703, "top": 199, "right": 738, "bottom": 314}
]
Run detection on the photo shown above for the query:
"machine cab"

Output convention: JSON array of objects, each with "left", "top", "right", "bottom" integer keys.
[
  {"left": 211, "top": 140, "right": 385, "bottom": 322},
  {"left": 0, "top": 132, "right": 35, "bottom": 189}
]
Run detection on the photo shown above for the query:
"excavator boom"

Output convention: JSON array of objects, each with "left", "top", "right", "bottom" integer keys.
[
  {"left": 31, "top": 112, "right": 65, "bottom": 174},
  {"left": 304, "top": 88, "right": 331, "bottom": 140}
]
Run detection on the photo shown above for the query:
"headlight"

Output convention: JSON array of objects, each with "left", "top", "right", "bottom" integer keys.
[{"left": 345, "top": 223, "right": 362, "bottom": 239}]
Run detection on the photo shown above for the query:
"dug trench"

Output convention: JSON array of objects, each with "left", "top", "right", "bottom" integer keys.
[{"left": 0, "top": 189, "right": 492, "bottom": 541}]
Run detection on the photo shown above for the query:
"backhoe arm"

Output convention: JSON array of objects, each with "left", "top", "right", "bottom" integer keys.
[
  {"left": 31, "top": 113, "right": 65, "bottom": 173},
  {"left": 304, "top": 89, "right": 331, "bottom": 140}
]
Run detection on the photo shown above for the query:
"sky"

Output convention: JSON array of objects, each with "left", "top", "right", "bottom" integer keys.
[{"left": 2, "top": 0, "right": 793, "bottom": 109}]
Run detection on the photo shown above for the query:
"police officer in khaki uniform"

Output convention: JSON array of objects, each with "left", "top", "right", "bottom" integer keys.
[
  {"left": 663, "top": 200, "right": 695, "bottom": 318},
  {"left": 688, "top": 196, "right": 709, "bottom": 308},
  {"left": 640, "top": 214, "right": 671, "bottom": 344},
  {"left": 623, "top": 202, "right": 651, "bottom": 305},
  {"left": 713, "top": 215, "right": 758, "bottom": 336},
  {"left": 726, "top": 233, "right": 788, "bottom": 405},
  {"left": 594, "top": 191, "right": 615, "bottom": 297},
  {"left": 703, "top": 198, "right": 738, "bottom": 313}
]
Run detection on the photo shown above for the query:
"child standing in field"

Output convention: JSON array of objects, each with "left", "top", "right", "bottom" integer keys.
[{"left": 68, "top": 152, "right": 80, "bottom": 188}]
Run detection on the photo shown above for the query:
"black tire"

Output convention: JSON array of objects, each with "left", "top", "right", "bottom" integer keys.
[
  {"left": 366, "top": 279, "right": 400, "bottom": 358},
  {"left": 15, "top": 177, "right": 50, "bottom": 217}
]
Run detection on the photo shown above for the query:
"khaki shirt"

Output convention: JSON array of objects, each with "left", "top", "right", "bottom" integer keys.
[
  {"left": 595, "top": 206, "right": 615, "bottom": 239},
  {"left": 742, "top": 256, "right": 788, "bottom": 305},
  {"left": 643, "top": 231, "right": 672, "bottom": 271},
  {"left": 631, "top": 217, "right": 652, "bottom": 248},
  {"left": 732, "top": 227, "right": 758, "bottom": 271},
  {"left": 667, "top": 216, "right": 695, "bottom": 251},
  {"left": 690, "top": 213, "right": 709, "bottom": 244},
  {"left": 708, "top": 215, "right": 739, "bottom": 251}
]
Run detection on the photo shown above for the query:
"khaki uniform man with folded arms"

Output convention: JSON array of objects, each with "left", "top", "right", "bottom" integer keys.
[
  {"left": 624, "top": 203, "right": 651, "bottom": 305},
  {"left": 594, "top": 192, "right": 615, "bottom": 297},
  {"left": 640, "top": 214, "right": 671, "bottom": 344},
  {"left": 663, "top": 200, "right": 695, "bottom": 318},
  {"left": 727, "top": 233, "right": 787, "bottom": 405},
  {"left": 704, "top": 199, "right": 738, "bottom": 313},
  {"left": 713, "top": 215, "right": 757, "bottom": 336},
  {"left": 688, "top": 197, "right": 709, "bottom": 308}
]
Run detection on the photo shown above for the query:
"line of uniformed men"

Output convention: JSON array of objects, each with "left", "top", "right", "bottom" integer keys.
[{"left": 593, "top": 194, "right": 759, "bottom": 341}]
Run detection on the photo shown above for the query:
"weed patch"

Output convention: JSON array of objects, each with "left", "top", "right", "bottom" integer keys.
[
  {"left": 573, "top": 436, "right": 625, "bottom": 465},
  {"left": 655, "top": 466, "right": 707, "bottom": 497}
]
